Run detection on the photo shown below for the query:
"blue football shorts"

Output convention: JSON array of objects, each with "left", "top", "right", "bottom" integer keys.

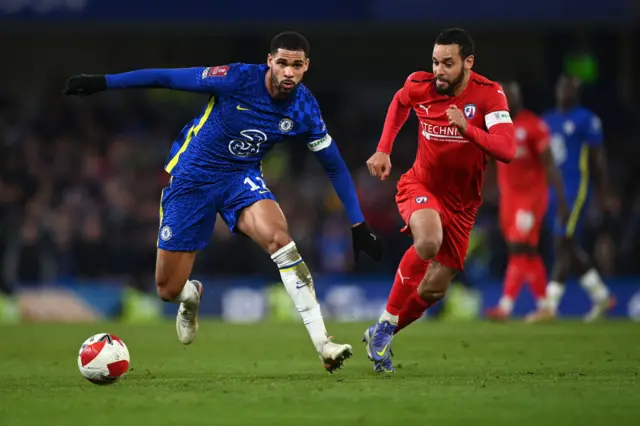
[{"left": 157, "top": 170, "right": 276, "bottom": 251}]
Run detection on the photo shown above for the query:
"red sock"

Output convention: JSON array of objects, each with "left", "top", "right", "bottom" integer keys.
[
  {"left": 526, "top": 255, "right": 547, "bottom": 301},
  {"left": 503, "top": 254, "right": 528, "bottom": 301},
  {"left": 385, "top": 246, "right": 430, "bottom": 315},
  {"left": 396, "top": 289, "right": 434, "bottom": 333}
]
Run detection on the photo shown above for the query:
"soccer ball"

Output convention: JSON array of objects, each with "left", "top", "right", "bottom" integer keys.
[{"left": 77, "top": 333, "right": 130, "bottom": 385}]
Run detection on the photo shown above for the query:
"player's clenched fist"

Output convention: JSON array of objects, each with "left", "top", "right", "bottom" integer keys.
[
  {"left": 446, "top": 105, "right": 468, "bottom": 133},
  {"left": 366, "top": 151, "right": 392, "bottom": 181}
]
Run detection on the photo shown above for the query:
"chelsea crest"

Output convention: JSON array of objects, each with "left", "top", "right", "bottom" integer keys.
[{"left": 279, "top": 118, "right": 293, "bottom": 133}]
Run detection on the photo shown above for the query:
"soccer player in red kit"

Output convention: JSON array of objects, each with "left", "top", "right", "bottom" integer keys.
[
  {"left": 485, "top": 81, "right": 569, "bottom": 321},
  {"left": 363, "top": 28, "right": 516, "bottom": 373}
]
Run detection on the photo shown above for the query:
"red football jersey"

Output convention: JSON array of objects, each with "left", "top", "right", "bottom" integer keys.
[
  {"left": 497, "top": 109, "right": 550, "bottom": 202},
  {"left": 379, "top": 71, "right": 513, "bottom": 210}
]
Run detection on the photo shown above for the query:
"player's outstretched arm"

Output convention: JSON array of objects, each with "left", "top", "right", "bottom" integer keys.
[
  {"left": 376, "top": 88, "right": 412, "bottom": 155},
  {"left": 312, "top": 141, "right": 383, "bottom": 262},
  {"left": 367, "top": 88, "right": 411, "bottom": 181},
  {"left": 64, "top": 67, "right": 229, "bottom": 96}
]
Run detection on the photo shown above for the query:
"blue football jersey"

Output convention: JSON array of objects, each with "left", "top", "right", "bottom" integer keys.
[
  {"left": 164, "top": 63, "right": 331, "bottom": 181},
  {"left": 543, "top": 106, "right": 602, "bottom": 197}
]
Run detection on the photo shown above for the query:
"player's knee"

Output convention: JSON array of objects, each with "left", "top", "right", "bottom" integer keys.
[
  {"left": 414, "top": 237, "right": 441, "bottom": 261},
  {"left": 417, "top": 287, "right": 446, "bottom": 304}
]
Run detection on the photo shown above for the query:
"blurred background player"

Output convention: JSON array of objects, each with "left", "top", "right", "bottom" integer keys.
[
  {"left": 364, "top": 28, "right": 515, "bottom": 373},
  {"left": 486, "top": 81, "right": 569, "bottom": 321},
  {"left": 63, "top": 31, "right": 383, "bottom": 372},
  {"left": 527, "top": 75, "right": 615, "bottom": 322}
]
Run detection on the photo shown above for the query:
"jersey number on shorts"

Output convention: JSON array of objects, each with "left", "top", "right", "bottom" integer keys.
[{"left": 244, "top": 176, "right": 269, "bottom": 193}]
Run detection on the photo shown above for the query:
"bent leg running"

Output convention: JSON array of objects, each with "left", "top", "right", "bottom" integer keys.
[
  {"left": 233, "top": 199, "right": 352, "bottom": 373},
  {"left": 365, "top": 185, "right": 445, "bottom": 373},
  {"left": 156, "top": 178, "right": 215, "bottom": 345},
  {"left": 399, "top": 204, "right": 475, "bottom": 329}
]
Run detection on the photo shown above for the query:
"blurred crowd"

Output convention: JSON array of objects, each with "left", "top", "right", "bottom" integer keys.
[{"left": 1, "top": 75, "right": 639, "bottom": 292}]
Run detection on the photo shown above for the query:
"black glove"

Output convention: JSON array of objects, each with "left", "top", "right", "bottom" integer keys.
[
  {"left": 351, "top": 221, "right": 383, "bottom": 262},
  {"left": 63, "top": 74, "right": 107, "bottom": 96}
]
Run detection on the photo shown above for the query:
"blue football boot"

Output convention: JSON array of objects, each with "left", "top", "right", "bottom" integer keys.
[{"left": 362, "top": 322, "right": 395, "bottom": 374}]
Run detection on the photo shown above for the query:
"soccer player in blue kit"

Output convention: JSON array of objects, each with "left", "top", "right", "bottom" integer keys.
[
  {"left": 527, "top": 75, "right": 615, "bottom": 323},
  {"left": 63, "top": 32, "right": 383, "bottom": 372}
]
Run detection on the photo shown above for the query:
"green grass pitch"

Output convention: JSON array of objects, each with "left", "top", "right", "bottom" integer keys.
[{"left": 0, "top": 320, "right": 638, "bottom": 426}]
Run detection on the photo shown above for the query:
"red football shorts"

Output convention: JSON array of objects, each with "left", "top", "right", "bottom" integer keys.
[
  {"left": 396, "top": 176, "right": 477, "bottom": 271},
  {"left": 499, "top": 197, "right": 547, "bottom": 246}
]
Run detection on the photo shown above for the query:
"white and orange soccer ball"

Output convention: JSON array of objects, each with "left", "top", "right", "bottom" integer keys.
[{"left": 77, "top": 333, "right": 130, "bottom": 385}]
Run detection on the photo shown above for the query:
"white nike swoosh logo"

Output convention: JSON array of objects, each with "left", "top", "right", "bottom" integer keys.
[{"left": 397, "top": 268, "right": 409, "bottom": 284}]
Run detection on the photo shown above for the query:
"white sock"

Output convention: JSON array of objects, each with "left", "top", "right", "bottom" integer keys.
[
  {"left": 379, "top": 310, "right": 398, "bottom": 326},
  {"left": 580, "top": 268, "right": 610, "bottom": 303},
  {"left": 272, "top": 242, "right": 328, "bottom": 352},
  {"left": 171, "top": 280, "right": 198, "bottom": 305},
  {"left": 546, "top": 281, "right": 565, "bottom": 313},
  {"left": 499, "top": 296, "right": 514, "bottom": 314}
]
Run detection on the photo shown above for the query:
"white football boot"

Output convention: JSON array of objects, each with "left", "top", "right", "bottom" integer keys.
[
  {"left": 176, "top": 280, "right": 203, "bottom": 345},
  {"left": 584, "top": 295, "right": 616, "bottom": 323},
  {"left": 319, "top": 337, "right": 353, "bottom": 373}
]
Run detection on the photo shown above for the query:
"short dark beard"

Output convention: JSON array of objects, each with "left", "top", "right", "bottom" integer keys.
[
  {"left": 273, "top": 78, "right": 297, "bottom": 99},
  {"left": 435, "top": 69, "right": 466, "bottom": 96}
]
